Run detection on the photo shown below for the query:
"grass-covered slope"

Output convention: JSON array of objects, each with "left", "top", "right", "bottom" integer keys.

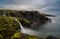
[
  {"left": 0, "top": 16, "right": 20, "bottom": 39},
  {"left": 0, "top": 16, "right": 41, "bottom": 39}
]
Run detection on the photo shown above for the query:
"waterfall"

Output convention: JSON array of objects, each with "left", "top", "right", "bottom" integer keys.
[
  {"left": 15, "top": 18, "right": 26, "bottom": 33},
  {"left": 15, "top": 18, "right": 39, "bottom": 36},
  {"left": 15, "top": 18, "right": 24, "bottom": 29},
  {"left": 3, "top": 13, "right": 6, "bottom": 16}
]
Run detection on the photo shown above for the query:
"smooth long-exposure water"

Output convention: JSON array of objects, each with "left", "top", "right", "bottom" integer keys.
[
  {"left": 21, "top": 16, "right": 60, "bottom": 38},
  {"left": 35, "top": 16, "right": 60, "bottom": 37},
  {"left": 14, "top": 13, "right": 60, "bottom": 38}
]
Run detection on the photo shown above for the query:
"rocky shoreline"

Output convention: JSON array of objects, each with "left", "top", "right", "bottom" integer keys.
[{"left": 0, "top": 16, "right": 59, "bottom": 39}]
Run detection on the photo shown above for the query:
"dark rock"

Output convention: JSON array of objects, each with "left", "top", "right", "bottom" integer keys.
[
  {"left": 0, "top": 10, "right": 55, "bottom": 28},
  {"left": 46, "top": 35, "right": 59, "bottom": 39}
]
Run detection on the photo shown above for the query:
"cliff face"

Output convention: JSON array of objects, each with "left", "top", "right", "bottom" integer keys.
[
  {"left": 0, "top": 10, "right": 53, "bottom": 28},
  {"left": 14, "top": 10, "right": 51, "bottom": 28},
  {"left": 0, "top": 16, "right": 41, "bottom": 39}
]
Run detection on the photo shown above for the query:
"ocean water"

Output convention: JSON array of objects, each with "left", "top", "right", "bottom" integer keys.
[
  {"left": 22, "top": 16, "right": 60, "bottom": 38},
  {"left": 35, "top": 16, "right": 60, "bottom": 37}
]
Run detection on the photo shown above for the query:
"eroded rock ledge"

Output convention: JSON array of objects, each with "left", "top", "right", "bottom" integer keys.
[{"left": 0, "top": 10, "right": 55, "bottom": 28}]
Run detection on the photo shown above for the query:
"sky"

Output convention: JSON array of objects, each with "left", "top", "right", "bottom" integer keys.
[{"left": 0, "top": 0, "right": 60, "bottom": 15}]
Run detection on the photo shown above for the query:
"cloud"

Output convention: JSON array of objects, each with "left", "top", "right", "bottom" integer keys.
[
  {"left": 0, "top": 0, "right": 60, "bottom": 15},
  {"left": 1, "top": 4, "right": 37, "bottom": 10}
]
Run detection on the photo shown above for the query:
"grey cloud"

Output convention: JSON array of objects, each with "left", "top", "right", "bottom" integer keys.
[{"left": 0, "top": 0, "right": 60, "bottom": 14}]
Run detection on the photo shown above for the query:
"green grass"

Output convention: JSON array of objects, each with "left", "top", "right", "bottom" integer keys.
[{"left": 0, "top": 16, "right": 40, "bottom": 39}]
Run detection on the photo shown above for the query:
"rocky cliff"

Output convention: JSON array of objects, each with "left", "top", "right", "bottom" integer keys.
[
  {"left": 0, "top": 10, "right": 55, "bottom": 28},
  {"left": 0, "top": 16, "right": 41, "bottom": 39}
]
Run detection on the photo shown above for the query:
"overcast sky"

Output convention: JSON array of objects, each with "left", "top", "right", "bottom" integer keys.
[{"left": 0, "top": 0, "right": 60, "bottom": 15}]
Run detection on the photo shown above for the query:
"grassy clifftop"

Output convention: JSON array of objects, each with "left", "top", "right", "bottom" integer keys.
[
  {"left": 0, "top": 16, "right": 41, "bottom": 39},
  {"left": 0, "top": 16, "right": 20, "bottom": 39}
]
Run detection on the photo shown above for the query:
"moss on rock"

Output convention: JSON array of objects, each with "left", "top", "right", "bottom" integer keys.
[
  {"left": 0, "top": 16, "right": 20, "bottom": 39},
  {"left": 0, "top": 16, "right": 41, "bottom": 39}
]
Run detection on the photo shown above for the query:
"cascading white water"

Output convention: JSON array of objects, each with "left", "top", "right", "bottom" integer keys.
[
  {"left": 15, "top": 18, "right": 39, "bottom": 36},
  {"left": 15, "top": 18, "right": 24, "bottom": 29},
  {"left": 3, "top": 13, "right": 6, "bottom": 16},
  {"left": 15, "top": 18, "right": 26, "bottom": 33}
]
